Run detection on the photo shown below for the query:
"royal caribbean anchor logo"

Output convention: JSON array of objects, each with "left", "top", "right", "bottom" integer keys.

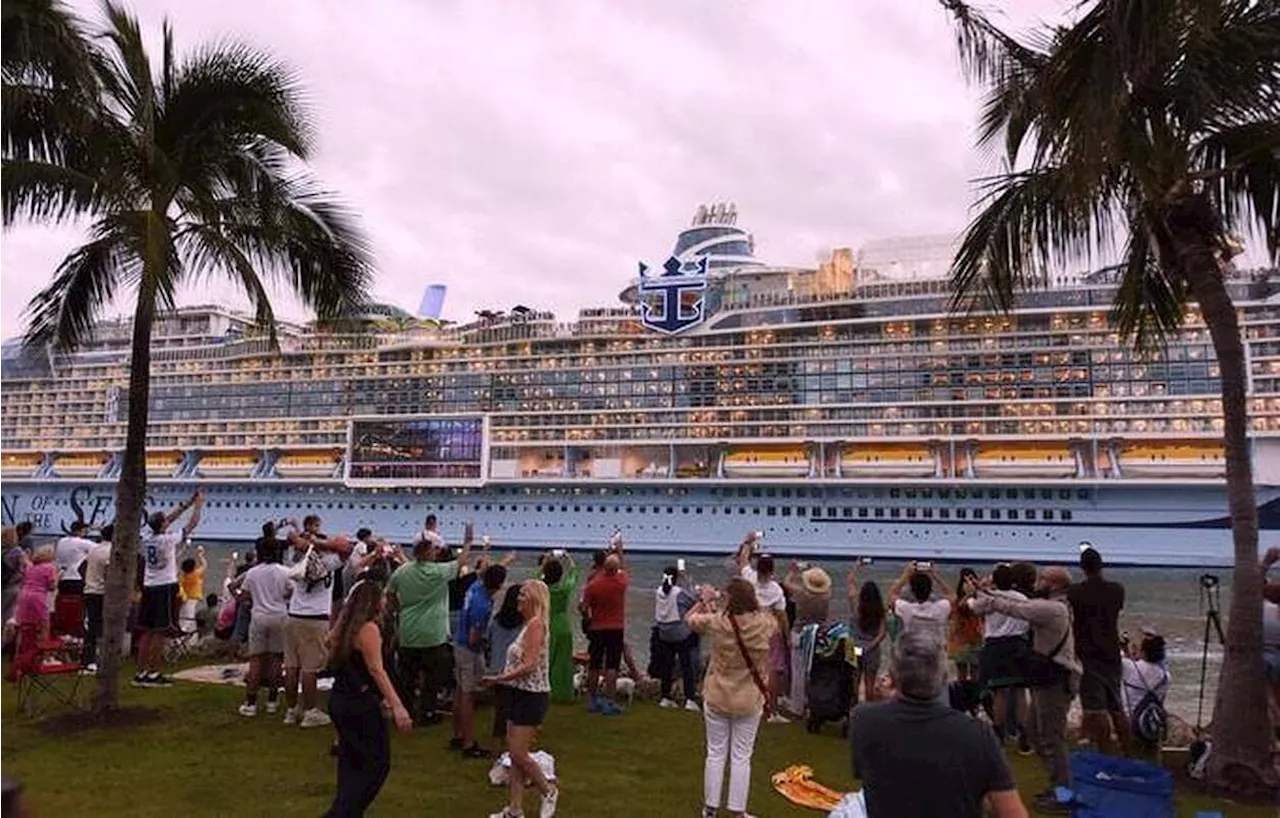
[{"left": 637, "top": 255, "right": 709, "bottom": 334}]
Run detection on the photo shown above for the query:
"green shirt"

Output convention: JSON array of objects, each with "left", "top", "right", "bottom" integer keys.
[{"left": 388, "top": 559, "right": 459, "bottom": 648}]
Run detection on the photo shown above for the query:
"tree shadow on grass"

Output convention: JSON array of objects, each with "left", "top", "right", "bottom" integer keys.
[{"left": 36, "top": 706, "right": 163, "bottom": 737}]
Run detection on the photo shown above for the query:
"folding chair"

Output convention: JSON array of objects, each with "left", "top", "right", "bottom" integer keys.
[
  {"left": 164, "top": 607, "right": 202, "bottom": 662},
  {"left": 12, "top": 627, "right": 87, "bottom": 719}
]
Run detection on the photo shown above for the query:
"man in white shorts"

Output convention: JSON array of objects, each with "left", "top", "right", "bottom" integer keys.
[
  {"left": 283, "top": 525, "right": 349, "bottom": 727},
  {"left": 134, "top": 490, "right": 205, "bottom": 688},
  {"left": 231, "top": 537, "right": 292, "bottom": 716}
]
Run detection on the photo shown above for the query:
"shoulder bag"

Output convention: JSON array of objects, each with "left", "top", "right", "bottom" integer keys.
[{"left": 729, "top": 613, "right": 774, "bottom": 717}]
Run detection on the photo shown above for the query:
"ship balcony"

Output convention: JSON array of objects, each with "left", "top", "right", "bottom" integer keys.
[
  {"left": 145, "top": 452, "right": 183, "bottom": 478},
  {"left": 1, "top": 453, "right": 43, "bottom": 479},
  {"left": 53, "top": 453, "right": 109, "bottom": 478},
  {"left": 195, "top": 451, "right": 259, "bottom": 478},
  {"left": 274, "top": 451, "right": 342, "bottom": 479}
]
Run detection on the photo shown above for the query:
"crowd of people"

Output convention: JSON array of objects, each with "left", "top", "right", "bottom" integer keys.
[{"left": 8, "top": 506, "right": 1280, "bottom": 817}]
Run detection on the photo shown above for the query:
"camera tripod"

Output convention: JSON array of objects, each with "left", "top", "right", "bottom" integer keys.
[{"left": 1194, "top": 574, "right": 1227, "bottom": 733}]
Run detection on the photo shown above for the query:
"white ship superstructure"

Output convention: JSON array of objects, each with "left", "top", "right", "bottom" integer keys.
[{"left": 3, "top": 204, "right": 1279, "bottom": 566}]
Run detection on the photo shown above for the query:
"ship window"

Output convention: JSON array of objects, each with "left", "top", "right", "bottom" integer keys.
[
  {"left": 752, "top": 488, "right": 762, "bottom": 498},
  {"left": 922, "top": 508, "right": 933, "bottom": 519},
  {"left": 904, "top": 489, "right": 917, "bottom": 499},
  {"left": 1076, "top": 489, "right": 1090, "bottom": 500},
  {"left": 1023, "top": 489, "right": 1036, "bottom": 500},
  {"left": 767, "top": 507, "right": 777, "bottom": 516},
  {"left": 766, "top": 488, "right": 777, "bottom": 497},
  {"left": 485, "top": 505, "right": 492, "bottom": 511},
  {"left": 1042, "top": 509, "right": 1054, "bottom": 520},
  {"left": 843, "top": 508, "right": 853, "bottom": 518},
  {"left": 1007, "top": 509, "right": 1018, "bottom": 520},
  {"left": 874, "top": 508, "right": 885, "bottom": 518},
  {"left": 905, "top": 508, "right": 917, "bottom": 519},
  {"left": 781, "top": 489, "right": 792, "bottom": 498},
  {"left": 1058, "top": 490, "right": 1071, "bottom": 500},
  {"left": 738, "top": 508, "right": 747, "bottom": 515},
  {"left": 1025, "top": 509, "right": 1035, "bottom": 520},
  {"left": 573, "top": 506, "right": 580, "bottom": 512},
  {"left": 939, "top": 489, "right": 951, "bottom": 499},
  {"left": 1006, "top": 489, "right": 1018, "bottom": 500},
  {"left": 922, "top": 490, "right": 933, "bottom": 499},
  {"left": 1040, "top": 489, "right": 1053, "bottom": 500},
  {"left": 667, "top": 507, "right": 674, "bottom": 514},
  {"left": 737, "top": 488, "right": 748, "bottom": 497},
  {"left": 939, "top": 508, "right": 950, "bottom": 519},
  {"left": 889, "top": 488, "right": 901, "bottom": 499},
  {"left": 561, "top": 505, "right": 568, "bottom": 512},
  {"left": 752, "top": 507, "right": 760, "bottom": 515},
  {"left": 990, "top": 509, "right": 1000, "bottom": 520},
  {"left": 782, "top": 507, "right": 792, "bottom": 517},
  {"left": 827, "top": 508, "right": 837, "bottom": 518},
  {"left": 858, "top": 508, "right": 868, "bottom": 518},
  {"left": 797, "top": 507, "right": 808, "bottom": 518},
  {"left": 973, "top": 509, "right": 984, "bottom": 520},
  {"left": 1061, "top": 509, "right": 1072, "bottom": 521}
]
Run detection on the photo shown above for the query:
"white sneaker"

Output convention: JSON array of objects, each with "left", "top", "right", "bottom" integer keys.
[
  {"left": 238, "top": 703, "right": 258, "bottom": 718},
  {"left": 300, "top": 708, "right": 332, "bottom": 728},
  {"left": 265, "top": 700, "right": 279, "bottom": 714},
  {"left": 283, "top": 707, "right": 299, "bottom": 725},
  {"left": 684, "top": 699, "right": 701, "bottom": 712},
  {"left": 539, "top": 786, "right": 559, "bottom": 818},
  {"left": 767, "top": 713, "right": 791, "bottom": 724},
  {"left": 659, "top": 698, "right": 679, "bottom": 709}
]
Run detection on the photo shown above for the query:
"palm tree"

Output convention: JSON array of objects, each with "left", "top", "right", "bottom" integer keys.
[
  {"left": 938, "top": 0, "right": 1279, "bottom": 798},
  {"left": 3, "top": 2, "right": 373, "bottom": 710}
]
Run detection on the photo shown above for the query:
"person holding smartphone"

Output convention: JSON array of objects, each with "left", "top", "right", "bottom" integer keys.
[{"left": 654, "top": 560, "right": 701, "bottom": 711}]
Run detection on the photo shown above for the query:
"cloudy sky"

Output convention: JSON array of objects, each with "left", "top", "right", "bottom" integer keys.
[{"left": 1, "top": 0, "right": 1079, "bottom": 336}]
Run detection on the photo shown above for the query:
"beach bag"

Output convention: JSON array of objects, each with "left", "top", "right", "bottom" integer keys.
[
  {"left": 1126, "top": 660, "right": 1168, "bottom": 746},
  {"left": 288, "top": 545, "right": 329, "bottom": 587},
  {"left": 1026, "top": 626, "right": 1069, "bottom": 689},
  {"left": 1068, "top": 751, "right": 1173, "bottom": 818}
]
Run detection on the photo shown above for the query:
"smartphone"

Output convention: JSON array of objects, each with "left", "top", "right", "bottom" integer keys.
[
  {"left": 852, "top": 645, "right": 864, "bottom": 657},
  {"left": 482, "top": 535, "right": 491, "bottom": 547},
  {"left": 752, "top": 530, "right": 764, "bottom": 541},
  {"left": 552, "top": 548, "right": 566, "bottom": 558},
  {"left": 916, "top": 561, "right": 933, "bottom": 571},
  {"left": 231, "top": 551, "right": 239, "bottom": 560},
  {"left": 677, "top": 558, "right": 686, "bottom": 572},
  {"left": 1079, "top": 541, "right": 1094, "bottom": 553},
  {"left": 857, "top": 556, "right": 874, "bottom": 566}
]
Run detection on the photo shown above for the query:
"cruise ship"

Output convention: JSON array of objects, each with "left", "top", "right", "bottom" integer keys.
[{"left": 3, "top": 204, "right": 1279, "bottom": 567}]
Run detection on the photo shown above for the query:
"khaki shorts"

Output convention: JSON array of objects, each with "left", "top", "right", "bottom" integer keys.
[
  {"left": 454, "top": 644, "right": 486, "bottom": 693},
  {"left": 248, "top": 614, "right": 286, "bottom": 656},
  {"left": 285, "top": 616, "right": 329, "bottom": 672}
]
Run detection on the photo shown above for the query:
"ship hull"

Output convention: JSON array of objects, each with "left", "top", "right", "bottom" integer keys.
[{"left": 3, "top": 479, "right": 1274, "bottom": 567}]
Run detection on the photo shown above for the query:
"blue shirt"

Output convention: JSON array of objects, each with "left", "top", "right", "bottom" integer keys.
[{"left": 456, "top": 581, "right": 493, "bottom": 650}]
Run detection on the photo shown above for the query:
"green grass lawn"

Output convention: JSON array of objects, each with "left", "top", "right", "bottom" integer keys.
[{"left": 1, "top": 674, "right": 1271, "bottom": 817}]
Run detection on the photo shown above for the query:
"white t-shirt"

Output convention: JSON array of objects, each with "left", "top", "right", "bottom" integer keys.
[
  {"left": 894, "top": 597, "right": 952, "bottom": 641},
  {"left": 982, "top": 589, "right": 1031, "bottom": 639},
  {"left": 1121, "top": 657, "right": 1170, "bottom": 719},
  {"left": 289, "top": 552, "right": 342, "bottom": 617},
  {"left": 142, "top": 532, "right": 183, "bottom": 587},
  {"left": 741, "top": 566, "right": 786, "bottom": 611},
  {"left": 241, "top": 563, "right": 292, "bottom": 618},
  {"left": 83, "top": 542, "right": 112, "bottom": 595},
  {"left": 415, "top": 529, "right": 445, "bottom": 549},
  {"left": 54, "top": 535, "right": 96, "bottom": 577}
]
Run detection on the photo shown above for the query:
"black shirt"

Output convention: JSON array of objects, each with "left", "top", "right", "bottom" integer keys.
[
  {"left": 1068, "top": 576, "right": 1125, "bottom": 665},
  {"left": 850, "top": 697, "right": 1014, "bottom": 818}
]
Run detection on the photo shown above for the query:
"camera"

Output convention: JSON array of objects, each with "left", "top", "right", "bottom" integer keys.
[
  {"left": 1199, "top": 573, "right": 1220, "bottom": 589},
  {"left": 677, "top": 558, "right": 686, "bottom": 572},
  {"left": 857, "top": 556, "right": 874, "bottom": 566},
  {"left": 551, "top": 548, "right": 566, "bottom": 558},
  {"left": 916, "top": 561, "right": 933, "bottom": 571}
]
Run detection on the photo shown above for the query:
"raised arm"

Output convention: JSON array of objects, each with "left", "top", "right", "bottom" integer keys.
[
  {"left": 846, "top": 565, "right": 860, "bottom": 611},
  {"left": 782, "top": 560, "right": 803, "bottom": 596},
  {"left": 456, "top": 522, "right": 474, "bottom": 575},
  {"left": 165, "top": 490, "right": 200, "bottom": 529},
  {"left": 888, "top": 562, "right": 914, "bottom": 606},
  {"left": 181, "top": 491, "right": 206, "bottom": 538},
  {"left": 732, "top": 534, "right": 756, "bottom": 573},
  {"left": 931, "top": 565, "right": 955, "bottom": 604}
]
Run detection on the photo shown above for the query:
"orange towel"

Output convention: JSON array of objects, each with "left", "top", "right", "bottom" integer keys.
[{"left": 770, "top": 765, "right": 846, "bottom": 811}]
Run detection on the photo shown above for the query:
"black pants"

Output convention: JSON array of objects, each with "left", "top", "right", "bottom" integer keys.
[
  {"left": 396, "top": 643, "right": 451, "bottom": 720},
  {"left": 324, "top": 689, "right": 390, "bottom": 818},
  {"left": 84, "top": 593, "right": 104, "bottom": 666},
  {"left": 657, "top": 634, "right": 701, "bottom": 702}
]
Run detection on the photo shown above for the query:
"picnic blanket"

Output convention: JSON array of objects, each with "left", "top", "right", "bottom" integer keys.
[
  {"left": 172, "top": 663, "right": 333, "bottom": 690},
  {"left": 771, "top": 765, "right": 847, "bottom": 812}
]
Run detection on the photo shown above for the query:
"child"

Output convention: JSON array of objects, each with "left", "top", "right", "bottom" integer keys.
[
  {"left": 14, "top": 545, "right": 58, "bottom": 674},
  {"left": 178, "top": 547, "right": 207, "bottom": 632}
]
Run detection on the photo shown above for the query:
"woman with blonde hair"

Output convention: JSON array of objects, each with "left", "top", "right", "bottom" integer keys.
[
  {"left": 322, "top": 580, "right": 412, "bottom": 818},
  {"left": 483, "top": 579, "right": 559, "bottom": 818},
  {"left": 687, "top": 577, "right": 778, "bottom": 818},
  {"left": 12, "top": 545, "right": 58, "bottom": 675}
]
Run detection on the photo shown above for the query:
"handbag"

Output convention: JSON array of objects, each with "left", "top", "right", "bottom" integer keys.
[{"left": 730, "top": 612, "right": 774, "bottom": 717}]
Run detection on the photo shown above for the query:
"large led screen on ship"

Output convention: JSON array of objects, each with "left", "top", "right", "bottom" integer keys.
[{"left": 346, "top": 416, "right": 485, "bottom": 483}]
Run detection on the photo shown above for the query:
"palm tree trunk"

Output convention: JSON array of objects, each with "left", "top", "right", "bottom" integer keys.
[
  {"left": 1177, "top": 209, "right": 1279, "bottom": 798},
  {"left": 94, "top": 285, "right": 156, "bottom": 711}
]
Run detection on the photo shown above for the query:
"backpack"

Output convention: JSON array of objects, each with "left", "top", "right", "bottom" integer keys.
[{"left": 1127, "top": 660, "right": 1168, "bottom": 745}]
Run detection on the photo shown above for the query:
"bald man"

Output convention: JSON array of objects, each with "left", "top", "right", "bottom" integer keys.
[{"left": 968, "top": 566, "right": 1081, "bottom": 815}]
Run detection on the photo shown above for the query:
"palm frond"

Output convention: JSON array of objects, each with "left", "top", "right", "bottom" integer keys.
[
  {"left": 164, "top": 40, "right": 311, "bottom": 165},
  {"left": 96, "top": 1, "right": 155, "bottom": 123},
  {"left": 1, "top": 156, "right": 98, "bottom": 222},
  {"left": 176, "top": 223, "right": 279, "bottom": 344},
  {"left": 22, "top": 217, "right": 139, "bottom": 350},
  {"left": 936, "top": 0, "right": 1044, "bottom": 87},
  {"left": 1171, "top": 0, "right": 1280, "bottom": 130},
  {"left": 2, "top": 0, "right": 96, "bottom": 88},
  {"left": 1194, "top": 122, "right": 1280, "bottom": 263},
  {"left": 1109, "top": 212, "right": 1187, "bottom": 352},
  {"left": 949, "top": 165, "right": 1115, "bottom": 314}
]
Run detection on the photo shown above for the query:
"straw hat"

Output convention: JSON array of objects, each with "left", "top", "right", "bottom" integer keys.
[{"left": 801, "top": 566, "right": 832, "bottom": 596}]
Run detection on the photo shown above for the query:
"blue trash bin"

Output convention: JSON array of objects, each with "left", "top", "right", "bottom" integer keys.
[{"left": 1069, "top": 751, "right": 1174, "bottom": 818}]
